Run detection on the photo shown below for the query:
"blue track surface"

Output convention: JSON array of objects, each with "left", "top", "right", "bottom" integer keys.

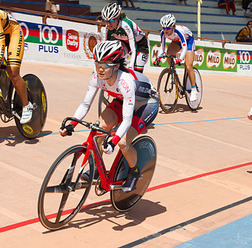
[{"left": 175, "top": 214, "right": 252, "bottom": 248}]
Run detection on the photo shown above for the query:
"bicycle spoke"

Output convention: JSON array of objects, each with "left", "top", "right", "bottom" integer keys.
[
  {"left": 46, "top": 182, "right": 90, "bottom": 193},
  {"left": 46, "top": 184, "right": 68, "bottom": 193},
  {"left": 164, "top": 75, "right": 169, "bottom": 93},
  {"left": 157, "top": 68, "right": 178, "bottom": 113},
  {"left": 62, "top": 152, "right": 79, "bottom": 185},
  {"left": 38, "top": 145, "right": 94, "bottom": 230},
  {"left": 55, "top": 192, "right": 70, "bottom": 223}
]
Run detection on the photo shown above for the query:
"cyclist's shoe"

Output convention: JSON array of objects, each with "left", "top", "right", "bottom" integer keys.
[
  {"left": 20, "top": 102, "right": 33, "bottom": 124},
  {"left": 81, "top": 166, "right": 99, "bottom": 181},
  {"left": 190, "top": 87, "right": 197, "bottom": 102},
  {"left": 121, "top": 166, "right": 140, "bottom": 193}
]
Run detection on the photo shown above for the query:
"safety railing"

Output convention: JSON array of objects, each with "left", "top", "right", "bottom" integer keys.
[{"left": 2, "top": 6, "right": 252, "bottom": 48}]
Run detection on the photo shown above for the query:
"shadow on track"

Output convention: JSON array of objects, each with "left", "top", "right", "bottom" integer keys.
[
  {"left": 42, "top": 199, "right": 166, "bottom": 233},
  {"left": 0, "top": 125, "right": 52, "bottom": 146}
]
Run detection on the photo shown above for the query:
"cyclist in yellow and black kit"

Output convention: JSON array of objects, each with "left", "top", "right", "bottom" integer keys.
[{"left": 0, "top": 10, "right": 33, "bottom": 124}]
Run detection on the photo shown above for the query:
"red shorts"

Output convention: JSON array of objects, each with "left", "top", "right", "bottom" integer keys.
[{"left": 106, "top": 98, "right": 158, "bottom": 134}]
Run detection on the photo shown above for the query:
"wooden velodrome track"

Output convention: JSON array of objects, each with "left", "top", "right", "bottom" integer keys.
[{"left": 1, "top": 61, "right": 252, "bottom": 248}]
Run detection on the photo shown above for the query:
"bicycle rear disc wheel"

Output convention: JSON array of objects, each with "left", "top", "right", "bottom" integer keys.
[
  {"left": 38, "top": 145, "right": 94, "bottom": 230},
  {"left": 111, "top": 136, "right": 157, "bottom": 212},
  {"left": 14, "top": 74, "right": 47, "bottom": 139},
  {"left": 185, "top": 68, "right": 202, "bottom": 110},
  {"left": 157, "top": 68, "right": 179, "bottom": 114},
  {"left": 98, "top": 89, "right": 113, "bottom": 117}
]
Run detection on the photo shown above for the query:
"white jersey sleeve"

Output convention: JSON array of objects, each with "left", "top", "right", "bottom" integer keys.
[
  {"left": 115, "top": 73, "right": 136, "bottom": 139},
  {"left": 73, "top": 73, "right": 99, "bottom": 120},
  {"left": 121, "top": 21, "right": 137, "bottom": 69},
  {"left": 174, "top": 25, "right": 188, "bottom": 61},
  {"left": 158, "top": 31, "right": 166, "bottom": 57}
]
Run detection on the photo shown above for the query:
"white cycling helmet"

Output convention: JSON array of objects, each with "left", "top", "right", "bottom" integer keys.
[
  {"left": 101, "top": 2, "right": 121, "bottom": 21},
  {"left": 160, "top": 14, "right": 176, "bottom": 28},
  {"left": 93, "top": 40, "right": 123, "bottom": 63}
]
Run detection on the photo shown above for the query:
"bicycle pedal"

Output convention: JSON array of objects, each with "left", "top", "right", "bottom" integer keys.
[
  {"left": 12, "top": 111, "right": 21, "bottom": 120},
  {"left": 32, "top": 103, "right": 38, "bottom": 110},
  {"left": 110, "top": 184, "right": 123, "bottom": 190}
]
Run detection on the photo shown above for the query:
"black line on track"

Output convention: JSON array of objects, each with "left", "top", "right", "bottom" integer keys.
[{"left": 119, "top": 196, "right": 252, "bottom": 248}]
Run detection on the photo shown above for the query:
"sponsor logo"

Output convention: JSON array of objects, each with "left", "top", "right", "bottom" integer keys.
[
  {"left": 238, "top": 64, "right": 251, "bottom": 71},
  {"left": 237, "top": 50, "right": 252, "bottom": 64},
  {"left": 19, "top": 21, "right": 63, "bottom": 46},
  {"left": 138, "top": 121, "right": 144, "bottom": 129},
  {"left": 38, "top": 45, "right": 59, "bottom": 53},
  {"left": 83, "top": 33, "right": 101, "bottom": 59},
  {"left": 151, "top": 43, "right": 167, "bottom": 64},
  {"left": 206, "top": 50, "right": 221, "bottom": 68},
  {"left": 42, "top": 92, "right": 47, "bottom": 113},
  {"left": 194, "top": 48, "right": 204, "bottom": 67},
  {"left": 63, "top": 53, "right": 81, "bottom": 59},
  {"left": 138, "top": 86, "right": 150, "bottom": 94},
  {"left": 223, "top": 51, "right": 236, "bottom": 69},
  {"left": 114, "top": 103, "right": 119, "bottom": 110},
  {"left": 16, "top": 35, "right": 23, "bottom": 57},
  {"left": 142, "top": 53, "right": 148, "bottom": 63},
  {"left": 120, "top": 79, "right": 130, "bottom": 93},
  {"left": 22, "top": 125, "right": 34, "bottom": 135},
  {"left": 66, "top": 29, "right": 79, "bottom": 52},
  {"left": 112, "top": 33, "right": 128, "bottom": 41},
  {"left": 24, "top": 42, "right": 28, "bottom": 51}
]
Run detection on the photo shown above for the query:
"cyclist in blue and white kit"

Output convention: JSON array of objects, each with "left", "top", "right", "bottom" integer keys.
[
  {"left": 154, "top": 14, "right": 197, "bottom": 102},
  {"left": 60, "top": 40, "right": 159, "bottom": 193},
  {"left": 101, "top": 1, "right": 149, "bottom": 73}
]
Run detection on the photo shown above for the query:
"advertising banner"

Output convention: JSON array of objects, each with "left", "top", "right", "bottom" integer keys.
[
  {"left": 11, "top": 12, "right": 252, "bottom": 75},
  {"left": 150, "top": 40, "right": 237, "bottom": 72},
  {"left": 236, "top": 50, "right": 252, "bottom": 75},
  {"left": 13, "top": 12, "right": 102, "bottom": 67}
]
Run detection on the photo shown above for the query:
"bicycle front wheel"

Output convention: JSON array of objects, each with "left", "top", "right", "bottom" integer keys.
[
  {"left": 157, "top": 68, "right": 179, "bottom": 114},
  {"left": 111, "top": 136, "right": 157, "bottom": 212},
  {"left": 38, "top": 145, "right": 94, "bottom": 230},
  {"left": 185, "top": 68, "right": 203, "bottom": 110}
]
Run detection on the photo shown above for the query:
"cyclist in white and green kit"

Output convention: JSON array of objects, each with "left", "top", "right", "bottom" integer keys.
[{"left": 101, "top": 1, "right": 149, "bottom": 73}]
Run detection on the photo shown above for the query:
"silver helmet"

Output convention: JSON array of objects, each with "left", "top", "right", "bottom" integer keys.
[
  {"left": 93, "top": 40, "right": 123, "bottom": 63},
  {"left": 160, "top": 14, "right": 176, "bottom": 28},
  {"left": 101, "top": 2, "right": 121, "bottom": 21}
]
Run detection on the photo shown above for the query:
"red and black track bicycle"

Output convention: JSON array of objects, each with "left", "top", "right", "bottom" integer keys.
[{"left": 38, "top": 117, "right": 157, "bottom": 230}]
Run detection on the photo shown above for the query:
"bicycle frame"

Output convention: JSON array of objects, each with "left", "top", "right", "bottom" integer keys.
[
  {"left": 0, "top": 69, "right": 14, "bottom": 120},
  {"left": 63, "top": 118, "right": 124, "bottom": 192},
  {"left": 168, "top": 55, "right": 187, "bottom": 95}
]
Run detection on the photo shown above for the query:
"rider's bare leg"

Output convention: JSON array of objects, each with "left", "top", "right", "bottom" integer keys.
[
  {"left": 99, "top": 107, "right": 138, "bottom": 168},
  {"left": 7, "top": 66, "right": 28, "bottom": 106},
  {"left": 98, "top": 107, "right": 118, "bottom": 149},
  {"left": 185, "top": 51, "right": 195, "bottom": 87},
  {"left": 117, "top": 126, "right": 138, "bottom": 168},
  {"left": 167, "top": 41, "right": 181, "bottom": 65}
]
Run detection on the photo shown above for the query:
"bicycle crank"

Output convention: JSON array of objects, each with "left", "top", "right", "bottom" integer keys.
[{"left": 95, "top": 177, "right": 107, "bottom": 196}]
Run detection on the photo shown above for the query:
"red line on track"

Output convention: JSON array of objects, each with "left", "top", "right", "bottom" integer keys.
[
  {"left": 147, "top": 161, "right": 252, "bottom": 192},
  {"left": 1, "top": 161, "right": 251, "bottom": 233}
]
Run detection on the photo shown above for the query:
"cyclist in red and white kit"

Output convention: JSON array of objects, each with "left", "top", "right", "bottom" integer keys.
[
  {"left": 154, "top": 14, "right": 197, "bottom": 102},
  {"left": 101, "top": 1, "right": 149, "bottom": 73},
  {"left": 60, "top": 40, "right": 159, "bottom": 193}
]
